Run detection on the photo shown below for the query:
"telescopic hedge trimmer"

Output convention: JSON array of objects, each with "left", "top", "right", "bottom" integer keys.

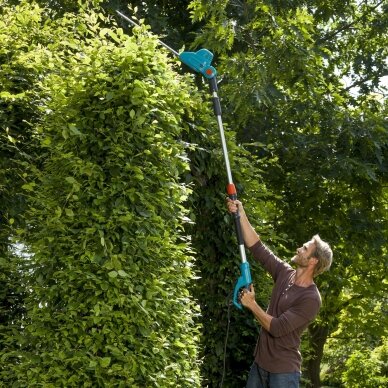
[{"left": 117, "top": 11, "right": 252, "bottom": 309}]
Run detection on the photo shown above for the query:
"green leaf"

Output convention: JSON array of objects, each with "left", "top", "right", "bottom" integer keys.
[
  {"left": 65, "top": 208, "right": 74, "bottom": 217},
  {"left": 21, "top": 182, "right": 36, "bottom": 191},
  {"left": 174, "top": 340, "right": 186, "bottom": 348},
  {"left": 100, "top": 357, "right": 111, "bottom": 368}
]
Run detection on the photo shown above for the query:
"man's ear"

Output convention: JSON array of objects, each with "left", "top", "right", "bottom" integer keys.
[{"left": 310, "top": 256, "right": 319, "bottom": 265}]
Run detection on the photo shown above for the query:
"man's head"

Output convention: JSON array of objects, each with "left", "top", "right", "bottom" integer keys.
[
  {"left": 310, "top": 234, "right": 333, "bottom": 277},
  {"left": 292, "top": 235, "right": 333, "bottom": 277}
]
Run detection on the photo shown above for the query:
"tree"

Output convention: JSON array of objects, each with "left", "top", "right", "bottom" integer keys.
[{"left": 188, "top": 0, "right": 388, "bottom": 386}]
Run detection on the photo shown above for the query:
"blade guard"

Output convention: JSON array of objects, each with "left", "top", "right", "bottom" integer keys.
[
  {"left": 179, "top": 49, "right": 217, "bottom": 79},
  {"left": 233, "top": 261, "right": 252, "bottom": 310}
]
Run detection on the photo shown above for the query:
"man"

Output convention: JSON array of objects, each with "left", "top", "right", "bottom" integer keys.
[{"left": 226, "top": 199, "right": 333, "bottom": 388}]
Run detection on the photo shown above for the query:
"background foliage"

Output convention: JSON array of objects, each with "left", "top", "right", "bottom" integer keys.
[{"left": 1, "top": 0, "right": 387, "bottom": 387}]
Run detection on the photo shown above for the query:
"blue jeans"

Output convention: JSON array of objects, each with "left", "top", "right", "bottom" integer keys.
[{"left": 246, "top": 362, "right": 301, "bottom": 388}]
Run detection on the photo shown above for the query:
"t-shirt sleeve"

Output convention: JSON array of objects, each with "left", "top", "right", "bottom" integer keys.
[
  {"left": 249, "top": 241, "right": 292, "bottom": 281},
  {"left": 268, "top": 295, "right": 321, "bottom": 338}
]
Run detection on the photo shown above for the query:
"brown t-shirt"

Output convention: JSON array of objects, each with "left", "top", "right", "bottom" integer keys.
[{"left": 249, "top": 241, "right": 321, "bottom": 373}]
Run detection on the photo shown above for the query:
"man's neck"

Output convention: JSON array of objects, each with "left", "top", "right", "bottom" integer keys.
[{"left": 295, "top": 268, "right": 315, "bottom": 287}]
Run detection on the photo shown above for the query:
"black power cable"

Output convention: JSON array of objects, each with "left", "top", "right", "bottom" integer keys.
[{"left": 220, "top": 293, "right": 233, "bottom": 388}]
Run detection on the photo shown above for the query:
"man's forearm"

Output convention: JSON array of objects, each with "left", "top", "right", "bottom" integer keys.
[
  {"left": 247, "top": 301, "right": 273, "bottom": 332},
  {"left": 240, "top": 286, "right": 273, "bottom": 332},
  {"left": 239, "top": 212, "right": 260, "bottom": 248}
]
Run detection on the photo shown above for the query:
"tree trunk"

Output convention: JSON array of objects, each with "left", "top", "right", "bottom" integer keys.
[{"left": 305, "top": 323, "right": 329, "bottom": 388}]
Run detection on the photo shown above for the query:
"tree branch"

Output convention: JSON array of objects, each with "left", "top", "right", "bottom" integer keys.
[{"left": 343, "top": 74, "right": 380, "bottom": 92}]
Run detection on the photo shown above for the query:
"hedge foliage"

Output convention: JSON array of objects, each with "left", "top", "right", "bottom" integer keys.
[{"left": 0, "top": 2, "right": 213, "bottom": 386}]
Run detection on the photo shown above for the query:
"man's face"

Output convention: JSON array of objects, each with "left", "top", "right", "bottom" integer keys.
[{"left": 291, "top": 240, "right": 317, "bottom": 267}]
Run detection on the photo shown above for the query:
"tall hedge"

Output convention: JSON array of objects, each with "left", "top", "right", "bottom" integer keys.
[{"left": 1, "top": 3, "right": 206, "bottom": 386}]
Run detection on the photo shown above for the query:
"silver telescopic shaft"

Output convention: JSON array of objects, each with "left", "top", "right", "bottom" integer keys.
[
  {"left": 216, "top": 115, "right": 234, "bottom": 185},
  {"left": 116, "top": 11, "right": 179, "bottom": 57},
  {"left": 211, "top": 81, "right": 247, "bottom": 264},
  {"left": 216, "top": 115, "right": 247, "bottom": 264}
]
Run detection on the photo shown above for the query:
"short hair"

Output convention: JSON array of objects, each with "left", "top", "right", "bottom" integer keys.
[{"left": 311, "top": 234, "right": 333, "bottom": 277}]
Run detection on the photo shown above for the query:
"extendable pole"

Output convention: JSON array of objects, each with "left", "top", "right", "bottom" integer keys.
[
  {"left": 208, "top": 77, "right": 252, "bottom": 309},
  {"left": 116, "top": 11, "right": 179, "bottom": 56}
]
